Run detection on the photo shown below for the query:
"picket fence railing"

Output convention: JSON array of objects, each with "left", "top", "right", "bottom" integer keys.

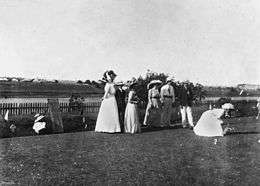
[{"left": 0, "top": 101, "right": 101, "bottom": 116}]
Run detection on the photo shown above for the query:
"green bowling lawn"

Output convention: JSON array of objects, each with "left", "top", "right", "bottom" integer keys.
[{"left": 0, "top": 117, "right": 259, "bottom": 185}]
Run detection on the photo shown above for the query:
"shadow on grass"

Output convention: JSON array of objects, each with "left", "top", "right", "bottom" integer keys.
[
  {"left": 141, "top": 124, "right": 185, "bottom": 133},
  {"left": 228, "top": 131, "right": 260, "bottom": 135}
]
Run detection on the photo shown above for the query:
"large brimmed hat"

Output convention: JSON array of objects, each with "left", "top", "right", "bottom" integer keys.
[
  {"left": 147, "top": 80, "right": 162, "bottom": 89},
  {"left": 166, "top": 77, "right": 174, "bottom": 83},
  {"left": 107, "top": 70, "right": 117, "bottom": 77},
  {"left": 115, "top": 81, "right": 124, "bottom": 86},
  {"left": 129, "top": 81, "right": 138, "bottom": 89},
  {"left": 221, "top": 103, "right": 234, "bottom": 110},
  {"left": 102, "top": 70, "right": 117, "bottom": 82},
  {"left": 34, "top": 115, "right": 45, "bottom": 123},
  {"left": 183, "top": 80, "right": 191, "bottom": 84}
]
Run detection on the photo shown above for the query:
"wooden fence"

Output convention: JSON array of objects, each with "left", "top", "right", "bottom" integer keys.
[{"left": 0, "top": 101, "right": 101, "bottom": 116}]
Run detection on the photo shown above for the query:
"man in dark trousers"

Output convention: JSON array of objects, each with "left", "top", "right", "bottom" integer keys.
[
  {"left": 179, "top": 81, "right": 194, "bottom": 129},
  {"left": 115, "top": 82, "right": 127, "bottom": 132}
]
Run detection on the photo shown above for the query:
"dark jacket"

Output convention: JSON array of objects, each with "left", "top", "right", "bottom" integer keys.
[
  {"left": 179, "top": 86, "right": 194, "bottom": 106},
  {"left": 115, "top": 88, "right": 126, "bottom": 112}
]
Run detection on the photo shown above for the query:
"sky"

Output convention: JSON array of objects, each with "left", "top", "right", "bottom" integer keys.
[{"left": 0, "top": 0, "right": 259, "bottom": 86}]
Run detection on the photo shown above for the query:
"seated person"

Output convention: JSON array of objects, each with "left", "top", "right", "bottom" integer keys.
[{"left": 33, "top": 113, "right": 52, "bottom": 135}]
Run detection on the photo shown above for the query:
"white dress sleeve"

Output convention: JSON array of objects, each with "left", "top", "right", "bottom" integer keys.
[
  {"left": 128, "top": 91, "right": 134, "bottom": 103},
  {"left": 103, "top": 83, "right": 111, "bottom": 99},
  {"left": 211, "top": 109, "right": 225, "bottom": 119}
]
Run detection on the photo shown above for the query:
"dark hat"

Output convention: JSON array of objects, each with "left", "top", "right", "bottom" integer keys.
[
  {"left": 129, "top": 81, "right": 137, "bottom": 89},
  {"left": 107, "top": 70, "right": 117, "bottom": 77},
  {"left": 102, "top": 70, "right": 117, "bottom": 82}
]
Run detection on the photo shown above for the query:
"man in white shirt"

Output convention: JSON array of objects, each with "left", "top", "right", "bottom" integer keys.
[{"left": 160, "top": 77, "right": 175, "bottom": 127}]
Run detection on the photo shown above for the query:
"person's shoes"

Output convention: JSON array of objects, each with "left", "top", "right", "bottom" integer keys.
[
  {"left": 223, "top": 127, "right": 234, "bottom": 135},
  {"left": 189, "top": 126, "right": 194, "bottom": 130},
  {"left": 143, "top": 124, "right": 151, "bottom": 128},
  {"left": 182, "top": 125, "right": 188, "bottom": 129}
]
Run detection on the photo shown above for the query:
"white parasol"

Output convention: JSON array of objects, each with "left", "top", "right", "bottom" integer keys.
[{"left": 221, "top": 103, "right": 234, "bottom": 110}]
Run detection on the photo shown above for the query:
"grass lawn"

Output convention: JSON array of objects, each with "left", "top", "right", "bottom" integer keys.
[{"left": 0, "top": 117, "right": 259, "bottom": 185}]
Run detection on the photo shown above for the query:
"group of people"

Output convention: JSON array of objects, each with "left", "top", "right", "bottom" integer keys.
[
  {"left": 94, "top": 70, "right": 242, "bottom": 137},
  {"left": 94, "top": 70, "right": 196, "bottom": 134},
  {"left": 142, "top": 77, "right": 194, "bottom": 129},
  {"left": 95, "top": 70, "right": 141, "bottom": 133}
]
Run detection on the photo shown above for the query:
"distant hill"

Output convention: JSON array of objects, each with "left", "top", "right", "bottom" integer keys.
[
  {"left": 1, "top": 76, "right": 259, "bottom": 98},
  {"left": 204, "top": 85, "right": 260, "bottom": 97},
  {"left": 0, "top": 81, "right": 104, "bottom": 98}
]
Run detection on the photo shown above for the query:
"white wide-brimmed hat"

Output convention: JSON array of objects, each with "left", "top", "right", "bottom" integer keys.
[
  {"left": 183, "top": 80, "right": 191, "bottom": 84},
  {"left": 221, "top": 103, "right": 234, "bottom": 110},
  {"left": 166, "top": 77, "right": 175, "bottom": 83},
  {"left": 147, "top": 80, "right": 162, "bottom": 89},
  {"left": 34, "top": 115, "right": 45, "bottom": 123}
]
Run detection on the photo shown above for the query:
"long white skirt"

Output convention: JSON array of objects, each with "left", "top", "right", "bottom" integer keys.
[
  {"left": 194, "top": 109, "right": 224, "bottom": 137},
  {"left": 124, "top": 103, "right": 141, "bottom": 133},
  {"left": 95, "top": 96, "right": 121, "bottom": 133}
]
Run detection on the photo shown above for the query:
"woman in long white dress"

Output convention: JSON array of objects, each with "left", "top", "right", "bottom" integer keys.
[
  {"left": 124, "top": 82, "right": 141, "bottom": 133},
  {"left": 95, "top": 70, "right": 121, "bottom": 133},
  {"left": 194, "top": 108, "right": 225, "bottom": 137}
]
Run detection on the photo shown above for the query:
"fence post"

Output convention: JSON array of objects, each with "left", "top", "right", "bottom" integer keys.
[{"left": 47, "top": 98, "right": 64, "bottom": 133}]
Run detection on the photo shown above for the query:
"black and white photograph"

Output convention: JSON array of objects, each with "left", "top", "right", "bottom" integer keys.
[{"left": 0, "top": 0, "right": 259, "bottom": 185}]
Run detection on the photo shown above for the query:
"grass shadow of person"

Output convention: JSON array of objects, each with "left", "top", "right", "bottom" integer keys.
[
  {"left": 227, "top": 131, "right": 260, "bottom": 135},
  {"left": 141, "top": 124, "right": 184, "bottom": 133}
]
